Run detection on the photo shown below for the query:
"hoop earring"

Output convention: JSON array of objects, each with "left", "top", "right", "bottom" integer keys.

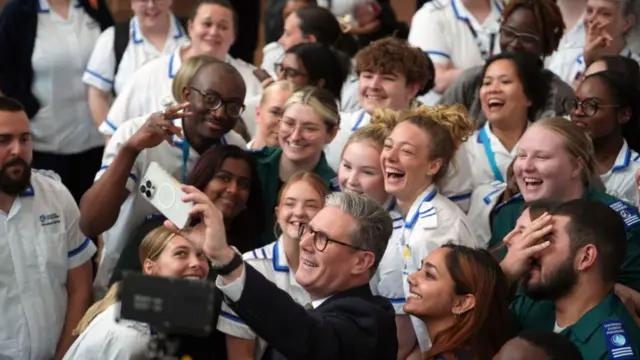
[{"left": 273, "top": 218, "right": 282, "bottom": 240}]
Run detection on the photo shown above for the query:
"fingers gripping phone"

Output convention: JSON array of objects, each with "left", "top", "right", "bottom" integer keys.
[{"left": 140, "top": 162, "right": 193, "bottom": 229}]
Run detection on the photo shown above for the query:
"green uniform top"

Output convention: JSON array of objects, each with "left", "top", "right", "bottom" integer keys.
[
  {"left": 511, "top": 291, "right": 640, "bottom": 360},
  {"left": 253, "top": 146, "right": 339, "bottom": 247},
  {"left": 488, "top": 188, "right": 640, "bottom": 291}
]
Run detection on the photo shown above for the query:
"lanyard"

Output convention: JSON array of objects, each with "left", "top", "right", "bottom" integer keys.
[
  {"left": 351, "top": 111, "right": 367, "bottom": 132},
  {"left": 463, "top": 19, "right": 496, "bottom": 60},
  {"left": 479, "top": 127, "right": 504, "bottom": 183}
]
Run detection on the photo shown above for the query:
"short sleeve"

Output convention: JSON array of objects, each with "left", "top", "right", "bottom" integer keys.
[
  {"left": 83, "top": 26, "right": 116, "bottom": 93},
  {"left": 58, "top": 182, "right": 97, "bottom": 269},
  {"left": 216, "top": 301, "right": 256, "bottom": 340},
  {"left": 408, "top": 7, "right": 451, "bottom": 65},
  {"left": 95, "top": 119, "right": 143, "bottom": 192},
  {"left": 370, "top": 232, "right": 406, "bottom": 314},
  {"left": 438, "top": 146, "right": 473, "bottom": 212}
]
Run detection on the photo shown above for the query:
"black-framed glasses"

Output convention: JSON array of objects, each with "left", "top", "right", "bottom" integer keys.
[
  {"left": 274, "top": 63, "right": 307, "bottom": 79},
  {"left": 567, "top": 98, "right": 621, "bottom": 117},
  {"left": 189, "top": 87, "right": 246, "bottom": 118},
  {"left": 500, "top": 26, "right": 541, "bottom": 47},
  {"left": 298, "top": 223, "right": 368, "bottom": 252}
]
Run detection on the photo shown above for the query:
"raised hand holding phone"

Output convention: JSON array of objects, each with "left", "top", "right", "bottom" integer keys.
[{"left": 164, "top": 185, "right": 229, "bottom": 258}]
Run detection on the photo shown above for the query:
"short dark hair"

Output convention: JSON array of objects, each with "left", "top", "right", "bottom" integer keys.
[
  {"left": 286, "top": 43, "right": 350, "bottom": 100},
  {"left": 295, "top": 6, "right": 341, "bottom": 46},
  {"left": 502, "top": 0, "right": 565, "bottom": 57},
  {"left": 482, "top": 52, "right": 552, "bottom": 121},
  {"left": 518, "top": 330, "right": 583, "bottom": 360},
  {"left": 550, "top": 200, "right": 627, "bottom": 283},
  {"left": 525, "top": 199, "right": 562, "bottom": 221},
  {"left": 187, "top": 145, "right": 264, "bottom": 253},
  {"left": 0, "top": 96, "right": 25, "bottom": 112},
  {"left": 190, "top": 0, "right": 239, "bottom": 35}
]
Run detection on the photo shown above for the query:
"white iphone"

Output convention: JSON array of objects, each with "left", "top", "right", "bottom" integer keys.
[{"left": 139, "top": 162, "right": 193, "bottom": 229}]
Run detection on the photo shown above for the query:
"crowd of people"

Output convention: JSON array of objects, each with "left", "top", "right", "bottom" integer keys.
[{"left": 2, "top": 0, "right": 640, "bottom": 359}]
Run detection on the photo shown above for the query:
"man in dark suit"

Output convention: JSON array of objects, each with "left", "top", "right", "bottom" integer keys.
[{"left": 172, "top": 189, "right": 398, "bottom": 360}]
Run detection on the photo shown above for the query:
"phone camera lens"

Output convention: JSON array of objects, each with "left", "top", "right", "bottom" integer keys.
[
  {"left": 145, "top": 190, "right": 152, "bottom": 199},
  {"left": 145, "top": 180, "right": 152, "bottom": 188},
  {"left": 140, "top": 185, "right": 147, "bottom": 194}
]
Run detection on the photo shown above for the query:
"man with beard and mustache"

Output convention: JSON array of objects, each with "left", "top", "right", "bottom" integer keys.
[
  {"left": 79, "top": 59, "right": 247, "bottom": 298},
  {"left": 500, "top": 199, "right": 640, "bottom": 360},
  {"left": 0, "top": 97, "right": 96, "bottom": 360}
]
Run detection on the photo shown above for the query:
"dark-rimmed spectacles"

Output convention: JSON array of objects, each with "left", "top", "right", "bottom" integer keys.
[
  {"left": 298, "top": 223, "right": 369, "bottom": 252},
  {"left": 568, "top": 98, "right": 621, "bottom": 117},
  {"left": 189, "top": 87, "right": 246, "bottom": 118}
]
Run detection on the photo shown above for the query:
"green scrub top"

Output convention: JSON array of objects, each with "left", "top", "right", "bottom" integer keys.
[
  {"left": 488, "top": 188, "right": 640, "bottom": 291},
  {"left": 511, "top": 292, "right": 640, "bottom": 360},
  {"left": 253, "top": 147, "right": 339, "bottom": 246}
]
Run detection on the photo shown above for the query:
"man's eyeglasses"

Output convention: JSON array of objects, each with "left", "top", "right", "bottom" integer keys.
[
  {"left": 298, "top": 223, "right": 368, "bottom": 252},
  {"left": 274, "top": 63, "right": 307, "bottom": 79},
  {"left": 500, "top": 26, "right": 541, "bottom": 47},
  {"left": 567, "top": 98, "right": 621, "bottom": 117},
  {"left": 132, "top": 0, "right": 167, "bottom": 6},
  {"left": 189, "top": 87, "right": 245, "bottom": 118}
]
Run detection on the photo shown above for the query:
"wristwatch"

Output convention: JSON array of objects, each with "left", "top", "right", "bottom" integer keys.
[{"left": 211, "top": 246, "right": 243, "bottom": 275}]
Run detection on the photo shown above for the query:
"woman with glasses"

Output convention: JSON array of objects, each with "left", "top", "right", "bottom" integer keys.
[
  {"left": 379, "top": 105, "right": 483, "bottom": 354},
  {"left": 460, "top": 51, "right": 551, "bottom": 188},
  {"left": 248, "top": 80, "right": 296, "bottom": 150},
  {"left": 253, "top": 86, "right": 340, "bottom": 247},
  {"left": 83, "top": 0, "right": 188, "bottom": 131},
  {"left": 571, "top": 66, "right": 640, "bottom": 205},
  {"left": 218, "top": 171, "right": 329, "bottom": 360},
  {"left": 99, "top": 0, "right": 262, "bottom": 139},
  {"left": 438, "top": 0, "right": 574, "bottom": 125}
]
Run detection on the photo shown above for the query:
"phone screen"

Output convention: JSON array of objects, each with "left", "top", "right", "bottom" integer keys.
[{"left": 253, "top": 69, "right": 271, "bottom": 82}]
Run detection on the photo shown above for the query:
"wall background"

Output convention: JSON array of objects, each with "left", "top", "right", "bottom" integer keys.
[{"left": 0, "top": 0, "right": 416, "bottom": 64}]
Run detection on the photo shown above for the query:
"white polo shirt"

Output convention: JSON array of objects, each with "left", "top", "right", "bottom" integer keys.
[
  {"left": 92, "top": 116, "right": 246, "bottom": 297},
  {"left": 82, "top": 14, "right": 188, "bottom": 96},
  {"left": 409, "top": 0, "right": 502, "bottom": 71},
  {"left": 62, "top": 302, "right": 149, "bottom": 360},
  {"left": 30, "top": 0, "right": 104, "bottom": 154},
  {"left": 467, "top": 180, "right": 506, "bottom": 246},
  {"left": 461, "top": 122, "right": 525, "bottom": 188},
  {"left": 601, "top": 140, "right": 640, "bottom": 206},
  {"left": 545, "top": 16, "right": 585, "bottom": 84},
  {"left": 397, "top": 185, "right": 480, "bottom": 351},
  {"left": 217, "top": 238, "right": 309, "bottom": 360},
  {"left": 0, "top": 170, "right": 97, "bottom": 360},
  {"left": 370, "top": 199, "right": 405, "bottom": 314},
  {"left": 561, "top": 46, "right": 640, "bottom": 85},
  {"left": 100, "top": 47, "right": 263, "bottom": 136}
]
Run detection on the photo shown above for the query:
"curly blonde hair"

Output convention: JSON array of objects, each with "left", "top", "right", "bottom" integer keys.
[{"left": 368, "top": 104, "right": 475, "bottom": 181}]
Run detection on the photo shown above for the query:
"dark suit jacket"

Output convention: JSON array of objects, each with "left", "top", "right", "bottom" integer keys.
[{"left": 227, "top": 264, "right": 398, "bottom": 360}]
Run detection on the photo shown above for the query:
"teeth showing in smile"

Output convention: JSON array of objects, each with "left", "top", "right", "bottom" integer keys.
[
  {"left": 385, "top": 167, "right": 405, "bottom": 179},
  {"left": 302, "top": 259, "right": 318, "bottom": 268},
  {"left": 524, "top": 177, "right": 543, "bottom": 186},
  {"left": 183, "top": 276, "right": 202, "bottom": 281},
  {"left": 488, "top": 98, "right": 505, "bottom": 109},
  {"left": 287, "top": 142, "right": 306, "bottom": 149},
  {"left": 408, "top": 293, "right": 422, "bottom": 299}
]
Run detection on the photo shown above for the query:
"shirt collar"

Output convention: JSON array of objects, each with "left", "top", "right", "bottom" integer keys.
[
  {"left": 38, "top": 0, "right": 82, "bottom": 13},
  {"left": 477, "top": 121, "right": 530, "bottom": 155},
  {"left": 563, "top": 292, "right": 619, "bottom": 343},
  {"left": 132, "top": 14, "right": 186, "bottom": 44},
  {"left": 403, "top": 184, "right": 437, "bottom": 229},
  {"left": 272, "top": 237, "right": 290, "bottom": 273},
  {"left": 168, "top": 48, "right": 183, "bottom": 79},
  {"left": 311, "top": 296, "right": 332, "bottom": 309},
  {"left": 611, "top": 140, "right": 633, "bottom": 174}
]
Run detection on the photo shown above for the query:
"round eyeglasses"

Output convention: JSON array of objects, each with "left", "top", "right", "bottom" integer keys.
[
  {"left": 298, "top": 223, "right": 368, "bottom": 252},
  {"left": 189, "top": 87, "right": 246, "bottom": 118}
]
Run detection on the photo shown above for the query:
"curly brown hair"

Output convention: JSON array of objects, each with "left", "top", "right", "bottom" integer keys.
[
  {"left": 355, "top": 37, "right": 435, "bottom": 94},
  {"left": 502, "top": 0, "right": 565, "bottom": 57}
]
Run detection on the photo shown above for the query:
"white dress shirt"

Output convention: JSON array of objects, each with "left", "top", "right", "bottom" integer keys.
[{"left": 30, "top": 0, "right": 103, "bottom": 154}]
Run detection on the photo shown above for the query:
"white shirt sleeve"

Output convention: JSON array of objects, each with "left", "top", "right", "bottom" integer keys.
[
  {"left": 95, "top": 118, "right": 144, "bottom": 193},
  {"left": 408, "top": 7, "right": 451, "bottom": 65},
  {"left": 216, "top": 265, "right": 246, "bottom": 302},
  {"left": 438, "top": 146, "right": 473, "bottom": 212},
  {"left": 83, "top": 26, "right": 116, "bottom": 94},
  {"left": 216, "top": 301, "right": 256, "bottom": 340},
  {"left": 61, "top": 183, "right": 97, "bottom": 269},
  {"left": 101, "top": 71, "right": 149, "bottom": 135}
]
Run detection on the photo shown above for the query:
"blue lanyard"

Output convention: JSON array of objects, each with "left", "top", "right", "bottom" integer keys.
[
  {"left": 479, "top": 127, "right": 504, "bottom": 183},
  {"left": 182, "top": 139, "right": 190, "bottom": 183},
  {"left": 351, "top": 111, "right": 367, "bottom": 132}
]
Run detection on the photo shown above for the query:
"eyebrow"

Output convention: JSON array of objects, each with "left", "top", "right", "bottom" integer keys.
[
  {"left": 423, "top": 261, "right": 438, "bottom": 273},
  {"left": 218, "top": 169, "right": 250, "bottom": 180},
  {"left": 172, "top": 245, "right": 191, "bottom": 252},
  {"left": 0, "top": 132, "right": 30, "bottom": 137}
]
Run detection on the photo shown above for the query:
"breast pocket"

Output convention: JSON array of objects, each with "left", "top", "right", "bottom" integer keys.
[
  {"left": 34, "top": 232, "right": 68, "bottom": 284},
  {"left": 0, "top": 339, "right": 22, "bottom": 360}
]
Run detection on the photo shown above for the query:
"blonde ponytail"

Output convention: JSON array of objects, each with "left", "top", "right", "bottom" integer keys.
[{"left": 73, "top": 282, "right": 121, "bottom": 335}]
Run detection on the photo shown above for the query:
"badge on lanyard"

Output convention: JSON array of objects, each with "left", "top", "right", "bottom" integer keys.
[
  {"left": 602, "top": 320, "right": 636, "bottom": 359},
  {"left": 402, "top": 245, "right": 412, "bottom": 276}
]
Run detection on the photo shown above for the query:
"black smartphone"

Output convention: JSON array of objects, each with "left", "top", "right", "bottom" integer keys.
[{"left": 253, "top": 68, "right": 272, "bottom": 82}]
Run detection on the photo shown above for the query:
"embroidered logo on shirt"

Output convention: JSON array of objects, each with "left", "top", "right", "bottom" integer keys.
[
  {"left": 602, "top": 320, "right": 636, "bottom": 359},
  {"left": 40, "top": 213, "right": 61, "bottom": 227},
  {"left": 609, "top": 201, "right": 640, "bottom": 229}
]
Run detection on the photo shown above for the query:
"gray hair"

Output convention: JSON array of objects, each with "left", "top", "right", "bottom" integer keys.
[{"left": 325, "top": 192, "right": 393, "bottom": 275}]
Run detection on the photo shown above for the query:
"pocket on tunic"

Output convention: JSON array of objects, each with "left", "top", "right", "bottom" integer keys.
[{"left": 0, "top": 339, "right": 23, "bottom": 360}]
